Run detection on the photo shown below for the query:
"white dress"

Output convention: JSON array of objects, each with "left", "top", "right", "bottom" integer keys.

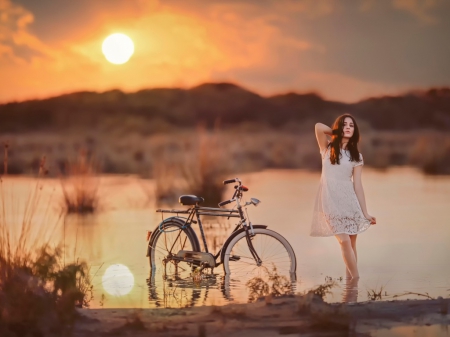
[{"left": 310, "top": 147, "right": 371, "bottom": 237}]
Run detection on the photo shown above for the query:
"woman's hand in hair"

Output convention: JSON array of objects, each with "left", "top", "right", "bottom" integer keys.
[
  {"left": 315, "top": 123, "right": 333, "bottom": 136},
  {"left": 315, "top": 123, "right": 332, "bottom": 153}
]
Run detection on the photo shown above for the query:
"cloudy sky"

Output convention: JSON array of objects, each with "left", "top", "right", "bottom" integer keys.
[{"left": 1, "top": 0, "right": 449, "bottom": 103}]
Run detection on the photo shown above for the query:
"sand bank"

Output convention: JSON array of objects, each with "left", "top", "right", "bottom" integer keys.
[{"left": 73, "top": 294, "right": 450, "bottom": 336}]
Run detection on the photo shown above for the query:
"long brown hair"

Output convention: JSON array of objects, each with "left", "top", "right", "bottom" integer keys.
[{"left": 328, "top": 114, "right": 362, "bottom": 165}]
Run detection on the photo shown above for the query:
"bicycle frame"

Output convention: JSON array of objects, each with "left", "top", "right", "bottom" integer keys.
[
  {"left": 155, "top": 206, "right": 237, "bottom": 256},
  {"left": 148, "top": 177, "right": 271, "bottom": 272},
  {"left": 154, "top": 202, "right": 263, "bottom": 268}
]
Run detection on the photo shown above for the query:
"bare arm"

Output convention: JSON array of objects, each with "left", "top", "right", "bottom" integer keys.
[
  {"left": 353, "top": 165, "right": 376, "bottom": 224},
  {"left": 315, "top": 123, "right": 332, "bottom": 153}
]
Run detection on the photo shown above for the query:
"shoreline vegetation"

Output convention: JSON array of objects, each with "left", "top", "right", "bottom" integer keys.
[
  {"left": 0, "top": 169, "right": 93, "bottom": 336},
  {"left": 0, "top": 83, "right": 449, "bottom": 177},
  {"left": 1, "top": 128, "right": 449, "bottom": 177}
]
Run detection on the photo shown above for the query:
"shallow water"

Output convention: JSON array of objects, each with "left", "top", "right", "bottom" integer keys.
[{"left": 3, "top": 167, "right": 450, "bottom": 308}]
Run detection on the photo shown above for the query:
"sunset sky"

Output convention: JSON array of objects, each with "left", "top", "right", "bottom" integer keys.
[{"left": 1, "top": 0, "right": 449, "bottom": 103}]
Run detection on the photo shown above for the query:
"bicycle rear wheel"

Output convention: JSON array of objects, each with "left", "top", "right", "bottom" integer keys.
[
  {"left": 223, "top": 228, "right": 296, "bottom": 280},
  {"left": 149, "top": 220, "right": 199, "bottom": 274}
]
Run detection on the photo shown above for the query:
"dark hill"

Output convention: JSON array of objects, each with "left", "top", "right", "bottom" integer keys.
[
  {"left": 0, "top": 83, "right": 449, "bottom": 133},
  {"left": 351, "top": 88, "right": 450, "bottom": 130}
]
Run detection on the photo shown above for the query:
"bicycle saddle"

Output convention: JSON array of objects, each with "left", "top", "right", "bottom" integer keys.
[{"left": 179, "top": 195, "right": 204, "bottom": 206}]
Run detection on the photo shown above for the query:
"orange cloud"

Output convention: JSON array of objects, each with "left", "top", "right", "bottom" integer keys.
[
  {"left": 0, "top": 0, "right": 448, "bottom": 103},
  {"left": 0, "top": 43, "right": 13, "bottom": 58},
  {"left": 0, "top": 0, "right": 318, "bottom": 102}
]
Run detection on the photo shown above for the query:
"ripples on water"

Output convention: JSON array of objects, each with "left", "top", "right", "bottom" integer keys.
[
  {"left": 3, "top": 168, "right": 450, "bottom": 308},
  {"left": 146, "top": 269, "right": 297, "bottom": 308}
]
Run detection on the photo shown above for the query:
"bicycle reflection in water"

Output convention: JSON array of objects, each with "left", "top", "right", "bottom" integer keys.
[{"left": 146, "top": 265, "right": 297, "bottom": 308}]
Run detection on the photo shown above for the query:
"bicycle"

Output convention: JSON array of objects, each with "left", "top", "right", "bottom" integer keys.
[{"left": 146, "top": 178, "right": 297, "bottom": 280}]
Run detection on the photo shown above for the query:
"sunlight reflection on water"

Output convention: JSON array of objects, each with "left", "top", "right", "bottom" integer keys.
[
  {"left": 102, "top": 264, "right": 135, "bottom": 296},
  {"left": 4, "top": 168, "right": 450, "bottom": 308}
]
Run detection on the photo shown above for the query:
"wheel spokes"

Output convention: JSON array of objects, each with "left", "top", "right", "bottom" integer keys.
[
  {"left": 152, "top": 225, "right": 194, "bottom": 272},
  {"left": 228, "top": 233, "right": 293, "bottom": 277}
]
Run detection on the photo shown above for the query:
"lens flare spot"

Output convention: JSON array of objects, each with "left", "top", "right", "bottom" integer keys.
[{"left": 102, "top": 264, "right": 135, "bottom": 296}]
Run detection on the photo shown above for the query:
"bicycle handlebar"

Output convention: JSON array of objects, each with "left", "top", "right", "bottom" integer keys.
[
  {"left": 218, "top": 199, "right": 234, "bottom": 207},
  {"left": 219, "top": 177, "right": 249, "bottom": 207},
  {"left": 223, "top": 178, "right": 239, "bottom": 185}
]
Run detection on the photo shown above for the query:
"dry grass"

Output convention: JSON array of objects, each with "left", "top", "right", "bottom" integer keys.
[
  {"left": 1, "top": 128, "right": 450, "bottom": 178},
  {"left": 60, "top": 150, "right": 100, "bottom": 214},
  {"left": 0, "top": 154, "right": 92, "bottom": 336},
  {"left": 3, "top": 142, "right": 9, "bottom": 174},
  {"left": 179, "top": 125, "right": 230, "bottom": 207},
  {"left": 151, "top": 151, "right": 182, "bottom": 206},
  {"left": 408, "top": 133, "right": 450, "bottom": 174},
  {"left": 245, "top": 265, "right": 294, "bottom": 302},
  {"left": 367, "top": 285, "right": 386, "bottom": 301},
  {"left": 297, "top": 281, "right": 337, "bottom": 315},
  {"left": 0, "top": 247, "right": 92, "bottom": 336},
  {"left": 153, "top": 126, "right": 231, "bottom": 207},
  {"left": 392, "top": 291, "right": 435, "bottom": 300},
  {"left": 308, "top": 280, "right": 337, "bottom": 300}
]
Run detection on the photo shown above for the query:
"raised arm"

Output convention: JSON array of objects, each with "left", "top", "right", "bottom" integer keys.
[
  {"left": 315, "top": 123, "right": 332, "bottom": 153},
  {"left": 353, "top": 165, "right": 376, "bottom": 224}
]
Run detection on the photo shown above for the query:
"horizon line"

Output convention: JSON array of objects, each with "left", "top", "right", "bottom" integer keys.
[{"left": 1, "top": 82, "right": 448, "bottom": 106}]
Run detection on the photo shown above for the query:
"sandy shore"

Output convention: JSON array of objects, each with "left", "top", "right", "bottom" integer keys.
[{"left": 73, "top": 294, "right": 450, "bottom": 336}]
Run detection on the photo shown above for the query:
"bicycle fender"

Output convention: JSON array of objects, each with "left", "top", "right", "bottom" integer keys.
[
  {"left": 219, "top": 224, "right": 267, "bottom": 263},
  {"left": 146, "top": 217, "right": 200, "bottom": 257}
]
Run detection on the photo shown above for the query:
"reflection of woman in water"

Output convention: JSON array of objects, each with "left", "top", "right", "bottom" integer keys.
[{"left": 311, "top": 114, "right": 376, "bottom": 283}]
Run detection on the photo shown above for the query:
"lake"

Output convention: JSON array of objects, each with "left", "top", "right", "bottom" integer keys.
[{"left": 2, "top": 167, "right": 450, "bottom": 308}]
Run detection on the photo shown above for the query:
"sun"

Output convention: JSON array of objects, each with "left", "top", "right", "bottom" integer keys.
[{"left": 102, "top": 33, "right": 134, "bottom": 65}]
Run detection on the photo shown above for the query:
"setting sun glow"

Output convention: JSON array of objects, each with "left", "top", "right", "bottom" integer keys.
[{"left": 102, "top": 33, "right": 134, "bottom": 65}]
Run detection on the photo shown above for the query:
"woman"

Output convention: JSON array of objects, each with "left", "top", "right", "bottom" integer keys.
[{"left": 311, "top": 114, "right": 376, "bottom": 280}]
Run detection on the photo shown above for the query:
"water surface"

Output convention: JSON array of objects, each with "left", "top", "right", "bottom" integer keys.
[{"left": 4, "top": 168, "right": 450, "bottom": 308}]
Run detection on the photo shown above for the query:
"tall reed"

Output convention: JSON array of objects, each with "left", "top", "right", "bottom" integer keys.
[
  {"left": 153, "top": 125, "right": 230, "bottom": 207},
  {"left": 60, "top": 150, "right": 100, "bottom": 213},
  {"left": 179, "top": 125, "right": 230, "bottom": 207},
  {"left": 0, "top": 151, "right": 92, "bottom": 335}
]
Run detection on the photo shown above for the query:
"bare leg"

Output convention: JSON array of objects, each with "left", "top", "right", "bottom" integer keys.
[
  {"left": 347, "top": 234, "right": 358, "bottom": 279},
  {"left": 335, "top": 234, "right": 359, "bottom": 279},
  {"left": 350, "top": 234, "right": 358, "bottom": 262},
  {"left": 345, "top": 266, "right": 351, "bottom": 280}
]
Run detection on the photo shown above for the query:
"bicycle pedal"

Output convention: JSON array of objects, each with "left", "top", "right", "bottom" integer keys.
[{"left": 229, "top": 255, "right": 241, "bottom": 261}]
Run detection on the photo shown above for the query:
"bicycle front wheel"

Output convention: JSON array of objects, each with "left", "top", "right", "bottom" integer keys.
[
  {"left": 149, "top": 220, "right": 199, "bottom": 274},
  {"left": 223, "top": 228, "right": 296, "bottom": 279}
]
